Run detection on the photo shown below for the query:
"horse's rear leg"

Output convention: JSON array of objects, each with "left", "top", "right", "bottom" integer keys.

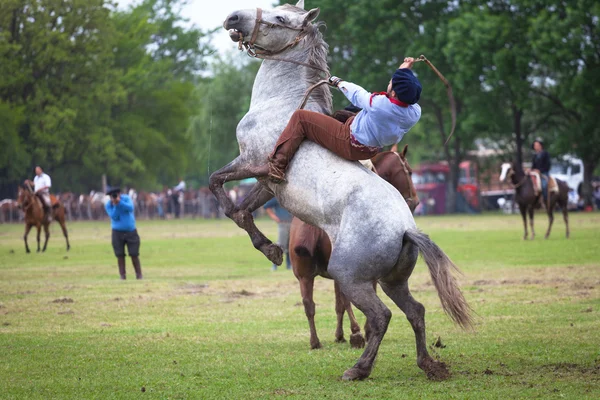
[
  {"left": 544, "top": 198, "right": 555, "bottom": 239},
  {"left": 332, "top": 278, "right": 391, "bottom": 381},
  {"left": 36, "top": 225, "right": 41, "bottom": 252},
  {"left": 334, "top": 281, "right": 365, "bottom": 348},
  {"left": 42, "top": 224, "right": 50, "bottom": 252},
  {"left": 379, "top": 280, "right": 450, "bottom": 381},
  {"left": 209, "top": 159, "right": 282, "bottom": 265},
  {"left": 24, "top": 224, "right": 32, "bottom": 253},
  {"left": 527, "top": 206, "right": 535, "bottom": 240},
  {"left": 57, "top": 216, "right": 70, "bottom": 251}
]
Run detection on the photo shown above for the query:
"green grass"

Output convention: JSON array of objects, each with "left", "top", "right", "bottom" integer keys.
[{"left": 1, "top": 213, "right": 599, "bottom": 399}]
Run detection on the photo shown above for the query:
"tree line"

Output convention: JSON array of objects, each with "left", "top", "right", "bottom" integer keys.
[{"left": 1, "top": 0, "right": 598, "bottom": 209}]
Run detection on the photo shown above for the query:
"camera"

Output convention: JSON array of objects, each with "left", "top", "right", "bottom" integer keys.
[{"left": 110, "top": 192, "right": 119, "bottom": 199}]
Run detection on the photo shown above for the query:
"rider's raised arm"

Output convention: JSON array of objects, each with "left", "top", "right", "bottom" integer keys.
[
  {"left": 337, "top": 81, "right": 372, "bottom": 110},
  {"left": 117, "top": 195, "right": 134, "bottom": 212}
]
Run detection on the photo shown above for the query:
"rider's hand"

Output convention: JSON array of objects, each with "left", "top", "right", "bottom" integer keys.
[
  {"left": 399, "top": 57, "right": 415, "bottom": 69},
  {"left": 328, "top": 76, "right": 342, "bottom": 87}
]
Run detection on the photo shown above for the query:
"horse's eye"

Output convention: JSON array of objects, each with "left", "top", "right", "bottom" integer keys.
[{"left": 276, "top": 16, "right": 286, "bottom": 23}]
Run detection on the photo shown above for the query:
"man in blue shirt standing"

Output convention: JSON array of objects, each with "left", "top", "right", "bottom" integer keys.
[
  {"left": 263, "top": 197, "right": 293, "bottom": 271},
  {"left": 105, "top": 186, "right": 143, "bottom": 280}
]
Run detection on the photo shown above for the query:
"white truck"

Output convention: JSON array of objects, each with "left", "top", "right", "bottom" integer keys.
[{"left": 550, "top": 154, "right": 584, "bottom": 194}]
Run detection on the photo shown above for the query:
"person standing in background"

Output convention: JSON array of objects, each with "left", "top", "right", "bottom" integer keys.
[
  {"left": 172, "top": 178, "right": 186, "bottom": 218},
  {"left": 105, "top": 186, "right": 143, "bottom": 280},
  {"left": 263, "top": 197, "right": 293, "bottom": 271}
]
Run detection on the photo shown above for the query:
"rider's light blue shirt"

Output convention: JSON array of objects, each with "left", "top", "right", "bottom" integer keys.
[{"left": 338, "top": 81, "right": 421, "bottom": 148}]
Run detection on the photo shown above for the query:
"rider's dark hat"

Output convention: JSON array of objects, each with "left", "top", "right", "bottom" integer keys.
[
  {"left": 392, "top": 68, "right": 422, "bottom": 105},
  {"left": 106, "top": 186, "right": 121, "bottom": 195}
]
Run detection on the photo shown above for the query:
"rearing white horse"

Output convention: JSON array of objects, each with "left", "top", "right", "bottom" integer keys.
[{"left": 209, "top": 1, "right": 472, "bottom": 381}]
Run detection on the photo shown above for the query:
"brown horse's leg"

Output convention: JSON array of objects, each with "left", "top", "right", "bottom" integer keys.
[
  {"left": 335, "top": 281, "right": 365, "bottom": 348},
  {"left": 333, "top": 280, "right": 347, "bottom": 343},
  {"left": 36, "top": 224, "right": 41, "bottom": 252},
  {"left": 56, "top": 213, "right": 70, "bottom": 251},
  {"left": 209, "top": 158, "right": 282, "bottom": 265},
  {"left": 41, "top": 223, "right": 50, "bottom": 252},
  {"left": 24, "top": 224, "right": 32, "bottom": 253},
  {"left": 544, "top": 196, "right": 555, "bottom": 239},
  {"left": 298, "top": 275, "right": 321, "bottom": 349},
  {"left": 519, "top": 203, "right": 528, "bottom": 240},
  {"left": 379, "top": 280, "right": 450, "bottom": 381},
  {"left": 528, "top": 206, "right": 535, "bottom": 240}
]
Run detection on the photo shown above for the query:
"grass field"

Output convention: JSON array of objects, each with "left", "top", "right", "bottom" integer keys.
[{"left": 1, "top": 213, "right": 599, "bottom": 399}]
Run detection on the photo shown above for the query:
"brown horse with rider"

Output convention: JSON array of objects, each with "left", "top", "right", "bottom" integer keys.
[{"left": 17, "top": 182, "right": 70, "bottom": 253}]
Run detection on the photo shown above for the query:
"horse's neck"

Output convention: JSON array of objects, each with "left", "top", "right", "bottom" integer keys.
[{"left": 250, "top": 48, "right": 329, "bottom": 114}]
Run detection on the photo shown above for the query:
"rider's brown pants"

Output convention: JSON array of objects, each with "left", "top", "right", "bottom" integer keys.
[{"left": 268, "top": 110, "right": 380, "bottom": 176}]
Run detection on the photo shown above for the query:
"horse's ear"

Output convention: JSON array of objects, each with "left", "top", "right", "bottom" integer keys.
[
  {"left": 296, "top": 0, "right": 305, "bottom": 9},
  {"left": 402, "top": 144, "right": 409, "bottom": 157},
  {"left": 303, "top": 8, "right": 320, "bottom": 26}
]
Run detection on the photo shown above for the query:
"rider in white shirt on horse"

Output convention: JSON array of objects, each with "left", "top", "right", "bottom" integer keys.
[{"left": 33, "top": 166, "right": 52, "bottom": 221}]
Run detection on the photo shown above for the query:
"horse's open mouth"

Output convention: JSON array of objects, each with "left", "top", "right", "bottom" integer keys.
[{"left": 229, "top": 29, "right": 244, "bottom": 42}]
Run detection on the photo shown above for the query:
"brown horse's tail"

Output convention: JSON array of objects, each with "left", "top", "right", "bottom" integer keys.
[{"left": 404, "top": 229, "right": 473, "bottom": 330}]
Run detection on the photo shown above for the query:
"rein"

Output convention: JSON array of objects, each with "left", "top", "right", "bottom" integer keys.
[{"left": 506, "top": 169, "right": 528, "bottom": 189}]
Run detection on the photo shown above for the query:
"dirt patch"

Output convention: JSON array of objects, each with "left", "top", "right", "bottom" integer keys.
[
  {"left": 542, "top": 362, "right": 600, "bottom": 375},
  {"left": 52, "top": 298, "right": 74, "bottom": 304},
  {"left": 57, "top": 310, "right": 74, "bottom": 315},
  {"left": 100, "top": 323, "right": 112, "bottom": 327},
  {"left": 483, "top": 368, "right": 494, "bottom": 375},
  {"left": 230, "top": 289, "right": 254, "bottom": 297},
  {"left": 17, "top": 290, "right": 36, "bottom": 295},
  {"left": 113, "top": 297, "right": 122, "bottom": 302},
  {"left": 2, "top": 322, "right": 10, "bottom": 326}
]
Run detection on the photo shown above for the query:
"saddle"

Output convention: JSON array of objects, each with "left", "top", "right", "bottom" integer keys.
[{"left": 529, "top": 170, "right": 558, "bottom": 196}]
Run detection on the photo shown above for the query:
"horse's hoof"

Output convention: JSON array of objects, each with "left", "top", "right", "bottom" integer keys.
[
  {"left": 342, "top": 366, "right": 370, "bottom": 381},
  {"left": 420, "top": 359, "right": 450, "bottom": 381},
  {"left": 310, "top": 341, "right": 323, "bottom": 350},
  {"left": 36, "top": 249, "right": 40, "bottom": 253},
  {"left": 261, "top": 243, "right": 283, "bottom": 265},
  {"left": 335, "top": 337, "right": 346, "bottom": 344},
  {"left": 26, "top": 250, "right": 30, "bottom": 254},
  {"left": 349, "top": 333, "right": 366, "bottom": 349}
]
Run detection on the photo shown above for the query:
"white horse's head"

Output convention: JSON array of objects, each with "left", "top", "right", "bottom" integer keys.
[
  {"left": 499, "top": 162, "right": 513, "bottom": 182},
  {"left": 224, "top": 1, "right": 320, "bottom": 54}
]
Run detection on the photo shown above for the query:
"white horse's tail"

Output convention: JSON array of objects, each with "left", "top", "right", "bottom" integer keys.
[{"left": 403, "top": 229, "right": 473, "bottom": 330}]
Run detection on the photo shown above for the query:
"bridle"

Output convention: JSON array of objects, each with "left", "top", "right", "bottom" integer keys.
[
  {"left": 238, "top": 8, "right": 314, "bottom": 60},
  {"left": 504, "top": 168, "right": 528, "bottom": 189},
  {"left": 393, "top": 152, "right": 420, "bottom": 211}
]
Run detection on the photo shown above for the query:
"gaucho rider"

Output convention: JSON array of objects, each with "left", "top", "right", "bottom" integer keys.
[
  {"left": 531, "top": 139, "right": 551, "bottom": 198},
  {"left": 268, "top": 57, "right": 422, "bottom": 183},
  {"left": 33, "top": 166, "right": 53, "bottom": 222}
]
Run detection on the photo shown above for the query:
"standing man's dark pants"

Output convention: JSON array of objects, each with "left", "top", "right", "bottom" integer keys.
[
  {"left": 172, "top": 193, "right": 180, "bottom": 218},
  {"left": 112, "top": 229, "right": 142, "bottom": 280},
  {"left": 268, "top": 110, "right": 380, "bottom": 181}
]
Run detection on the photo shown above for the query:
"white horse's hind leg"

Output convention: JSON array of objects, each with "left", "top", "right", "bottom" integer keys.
[
  {"left": 331, "top": 276, "right": 392, "bottom": 380},
  {"left": 379, "top": 279, "right": 450, "bottom": 380}
]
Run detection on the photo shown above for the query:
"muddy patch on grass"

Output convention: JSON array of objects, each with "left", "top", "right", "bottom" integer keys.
[
  {"left": 57, "top": 309, "right": 74, "bottom": 315},
  {"left": 542, "top": 362, "right": 600, "bottom": 376},
  {"left": 51, "top": 297, "right": 74, "bottom": 304}
]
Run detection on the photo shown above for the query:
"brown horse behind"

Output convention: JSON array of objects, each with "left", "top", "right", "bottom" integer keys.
[
  {"left": 290, "top": 146, "right": 417, "bottom": 349},
  {"left": 17, "top": 184, "right": 70, "bottom": 253}
]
